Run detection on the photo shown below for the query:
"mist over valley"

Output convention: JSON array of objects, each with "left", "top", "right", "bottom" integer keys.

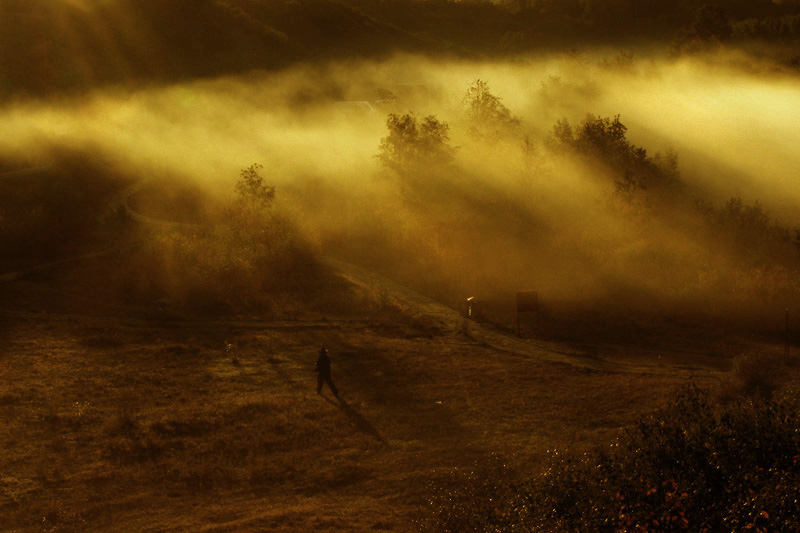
[{"left": 3, "top": 1, "right": 800, "bottom": 531}]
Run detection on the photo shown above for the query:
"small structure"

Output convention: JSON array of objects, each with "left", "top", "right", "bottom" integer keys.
[{"left": 465, "top": 296, "right": 475, "bottom": 318}]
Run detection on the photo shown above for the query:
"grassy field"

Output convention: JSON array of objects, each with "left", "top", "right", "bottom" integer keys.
[
  {"left": 0, "top": 259, "right": 723, "bottom": 532},
  {"left": 4, "top": 166, "right": 797, "bottom": 531}
]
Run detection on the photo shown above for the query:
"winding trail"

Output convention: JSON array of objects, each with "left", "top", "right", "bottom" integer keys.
[
  {"left": 105, "top": 178, "right": 197, "bottom": 230},
  {"left": 2, "top": 174, "right": 191, "bottom": 283},
  {"left": 327, "top": 258, "right": 718, "bottom": 377}
]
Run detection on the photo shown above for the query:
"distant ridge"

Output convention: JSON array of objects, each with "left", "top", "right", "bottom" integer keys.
[
  {"left": 0, "top": 0, "right": 432, "bottom": 98},
  {"left": 3, "top": 0, "right": 800, "bottom": 98}
]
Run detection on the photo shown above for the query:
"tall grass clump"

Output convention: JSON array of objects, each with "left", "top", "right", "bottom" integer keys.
[{"left": 420, "top": 386, "right": 800, "bottom": 532}]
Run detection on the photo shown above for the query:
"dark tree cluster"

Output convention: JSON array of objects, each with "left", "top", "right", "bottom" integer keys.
[
  {"left": 547, "top": 113, "right": 799, "bottom": 269},
  {"left": 549, "top": 114, "right": 682, "bottom": 202},
  {"left": 376, "top": 113, "right": 456, "bottom": 177}
]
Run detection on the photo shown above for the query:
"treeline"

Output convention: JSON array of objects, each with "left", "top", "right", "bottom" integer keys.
[
  {"left": 734, "top": 13, "right": 800, "bottom": 39},
  {"left": 547, "top": 113, "right": 800, "bottom": 274},
  {"left": 376, "top": 86, "right": 800, "bottom": 277},
  {"left": 341, "top": 0, "right": 800, "bottom": 52},
  {"left": 369, "top": 80, "right": 800, "bottom": 331}
]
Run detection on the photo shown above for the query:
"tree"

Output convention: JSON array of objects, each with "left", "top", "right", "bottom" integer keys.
[
  {"left": 548, "top": 114, "right": 682, "bottom": 204},
  {"left": 227, "top": 163, "right": 276, "bottom": 239},
  {"left": 463, "top": 79, "right": 518, "bottom": 141},
  {"left": 234, "top": 163, "right": 275, "bottom": 209},
  {"left": 549, "top": 114, "right": 632, "bottom": 163},
  {"left": 148, "top": 164, "right": 322, "bottom": 310},
  {"left": 376, "top": 113, "right": 456, "bottom": 175}
]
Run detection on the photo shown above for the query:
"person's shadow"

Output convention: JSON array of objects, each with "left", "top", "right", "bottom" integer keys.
[{"left": 322, "top": 394, "right": 386, "bottom": 445}]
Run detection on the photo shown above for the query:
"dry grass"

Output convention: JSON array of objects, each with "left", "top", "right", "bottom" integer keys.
[{"left": 0, "top": 271, "right": 713, "bottom": 532}]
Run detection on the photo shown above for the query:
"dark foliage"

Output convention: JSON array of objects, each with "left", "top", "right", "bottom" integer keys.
[
  {"left": 710, "top": 197, "right": 797, "bottom": 268},
  {"left": 421, "top": 386, "right": 800, "bottom": 532},
  {"left": 734, "top": 14, "right": 800, "bottom": 40},
  {"left": 672, "top": 4, "right": 736, "bottom": 53},
  {"left": 133, "top": 164, "right": 327, "bottom": 312},
  {"left": 548, "top": 114, "right": 682, "bottom": 203},
  {"left": 463, "top": 79, "right": 519, "bottom": 142},
  {"left": 376, "top": 113, "right": 456, "bottom": 177}
]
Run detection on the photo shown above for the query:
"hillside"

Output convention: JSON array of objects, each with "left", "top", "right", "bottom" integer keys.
[
  {"left": 5, "top": 0, "right": 800, "bottom": 99},
  {"left": 1, "top": 143, "right": 798, "bottom": 530},
  {"left": 3, "top": 0, "right": 800, "bottom": 528},
  {"left": 0, "top": 0, "right": 427, "bottom": 98},
  {"left": 0, "top": 235, "right": 716, "bottom": 531}
]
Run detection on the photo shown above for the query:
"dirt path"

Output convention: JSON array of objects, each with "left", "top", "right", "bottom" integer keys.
[
  {"left": 1, "top": 177, "right": 189, "bottom": 284},
  {"left": 105, "top": 178, "right": 198, "bottom": 230},
  {"left": 2, "top": 248, "right": 719, "bottom": 377},
  {"left": 2, "top": 177, "right": 724, "bottom": 377},
  {"left": 327, "top": 258, "right": 722, "bottom": 377}
]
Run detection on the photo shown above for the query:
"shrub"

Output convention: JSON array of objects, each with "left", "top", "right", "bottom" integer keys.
[
  {"left": 137, "top": 164, "right": 325, "bottom": 312},
  {"left": 725, "top": 351, "right": 793, "bottom": 400},
  {"left": 421, "top": 386, "right": 800, "bottom": 532},
  {"left": 710, "top": 197, "right": 798, "bottom": 269}
]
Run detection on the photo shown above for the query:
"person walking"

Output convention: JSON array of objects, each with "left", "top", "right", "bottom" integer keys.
[{"left": 315, "top": 346, "right": 339, "bottom": 396}]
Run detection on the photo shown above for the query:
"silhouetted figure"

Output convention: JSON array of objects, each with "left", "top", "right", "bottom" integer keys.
[{"left": 315, "top": 346, "right": 338, "bottom": 396}]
